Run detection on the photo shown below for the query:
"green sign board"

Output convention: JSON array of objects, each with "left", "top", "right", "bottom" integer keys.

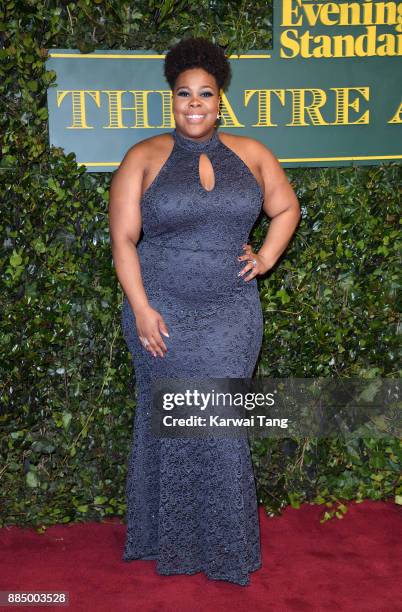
[{"left": 46, "top": 0, "right": 402, "bottom": 171}]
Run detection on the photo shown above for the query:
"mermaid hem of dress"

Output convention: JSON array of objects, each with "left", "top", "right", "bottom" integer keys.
[{"left": 122, "top": 551, "right": 262, "bottom": 586}]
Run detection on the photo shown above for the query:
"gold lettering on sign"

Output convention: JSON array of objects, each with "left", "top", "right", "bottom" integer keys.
[
  {"left": 55, "top": 86, "right": 374, "bottom": 129},
  {"left": 287, "top": 89, "right": 328, "bottom": 126},
  {"left": 282, "top": 0, "right": 401, "bottom": 29},
  {"left": 219, "top": 92, "right": 244, "bottom": 127},
  {"left": 102, "top": 90, "right": 151, "bottom": 128},
  {"left": 331, "top": 87, "right": 370, "bottom": 124},
  {"left": 57, "top": 90, "right": 101, "bottom": 129},
  {"left": 245, "top": 89, "right": 282, "bottom": 127},
  {"left": 388, "top": 101, "right": 402, "bottom": 123},
  {"left": 157, "top": 91, "right": 175, "bottom": 127},
  {"left": 280, "top": 0, "right": 402, "bottom": 58},
  {"left": 244, "top": 87, "right": 370, "bottom": 126}
]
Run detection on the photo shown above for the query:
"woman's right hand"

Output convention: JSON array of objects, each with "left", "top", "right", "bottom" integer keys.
[{"left": 135, "top": 305, "right": 169, "bottom": 358}]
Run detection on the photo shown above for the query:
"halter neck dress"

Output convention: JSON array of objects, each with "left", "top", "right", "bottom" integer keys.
[{"left": 121, "top": 126, "right": 265, "bottom": 586}]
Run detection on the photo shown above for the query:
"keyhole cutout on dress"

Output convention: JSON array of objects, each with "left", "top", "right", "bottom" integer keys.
[{"left": 198, "top": 153, "right": 215, "bottom": 192}]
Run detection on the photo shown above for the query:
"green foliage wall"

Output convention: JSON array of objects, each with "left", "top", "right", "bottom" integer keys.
[{"left": 0, "top": 1, "right": 400, "bottom": 527}]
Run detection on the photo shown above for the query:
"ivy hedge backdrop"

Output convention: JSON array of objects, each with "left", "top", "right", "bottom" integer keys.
[{"left": 1, "top": 1, "right": 401, "bottom": 528}]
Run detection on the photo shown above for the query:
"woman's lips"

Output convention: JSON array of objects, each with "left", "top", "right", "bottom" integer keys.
[{"left": 185, "top": 114, "right": 206, "bottom": 123}]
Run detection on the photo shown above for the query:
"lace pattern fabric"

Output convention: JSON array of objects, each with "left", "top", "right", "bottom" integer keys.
[{"left": 121, "top": 127, "right": 264, "bottom": 586}]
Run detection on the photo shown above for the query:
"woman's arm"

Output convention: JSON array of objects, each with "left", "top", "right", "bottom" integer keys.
[
  {"left": 108, "top": 143, "right": 150, "bottom": 315},
  {"left": 239, "top": 141, "right": 301, "bottom": 280},
  {"left": 108, "top": 143, "right": 169, "bottom": 357},
  {"left": 260, "top": 145, "right": 301, "bottom": 268}
]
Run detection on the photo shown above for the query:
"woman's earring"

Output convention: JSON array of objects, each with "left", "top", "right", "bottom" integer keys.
[{"left": 216, "top": 99, "right": 222, "bottom": 120}]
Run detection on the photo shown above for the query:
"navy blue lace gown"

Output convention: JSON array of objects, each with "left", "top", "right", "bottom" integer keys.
[{"left": 121, "top": 127, "right": 264, "bottom": 586}]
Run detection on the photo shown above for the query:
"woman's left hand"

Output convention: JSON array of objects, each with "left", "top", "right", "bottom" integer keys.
[{"left": 237, "top": 243, "right": 272, "bottom": 282}]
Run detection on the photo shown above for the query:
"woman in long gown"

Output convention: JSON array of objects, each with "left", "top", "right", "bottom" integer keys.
[{"left": 108, "top": 37, "right": 301, "bottom": 586}]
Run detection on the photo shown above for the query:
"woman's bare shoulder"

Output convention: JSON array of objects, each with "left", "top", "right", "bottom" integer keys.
[
  {"left": 218, "top": 130, "right": 273, "bottom": 155},
  {"left": 218, "top": 130, "right": 281, "bottom": 173},
  {"left": 119, "top": 132, "right": 174, "bottom": 168}
]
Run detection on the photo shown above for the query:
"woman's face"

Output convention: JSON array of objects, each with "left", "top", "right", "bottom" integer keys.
[{"left": 172, "top": 67, "right": 220, "bottom": 140}]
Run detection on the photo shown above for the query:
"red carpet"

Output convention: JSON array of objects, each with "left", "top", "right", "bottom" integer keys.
[{"left": 1, "top": 501, "right": 400, "bottom": 611}]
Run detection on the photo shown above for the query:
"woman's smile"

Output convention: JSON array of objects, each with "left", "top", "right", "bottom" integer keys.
[{"left": 185, "top": 113, "right": 207, "bottom": 123}]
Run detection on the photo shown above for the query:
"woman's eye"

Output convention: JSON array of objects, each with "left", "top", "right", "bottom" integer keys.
[{"left": 177, "top": 91, "right": 213, "bottom": 97}]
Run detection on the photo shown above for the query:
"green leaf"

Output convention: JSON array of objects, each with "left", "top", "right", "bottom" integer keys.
[
  {"left": 9, "top": 250, "right": 23, "bottom": 267},
  {"left": 62, "top": 412, "right": 72, "bottom": 430},
  {"left": 26, "top": 471, "right": 39, "bottom": 488},
  {"left": 94, "top": 496, "right": 107, "bottom": 505}
]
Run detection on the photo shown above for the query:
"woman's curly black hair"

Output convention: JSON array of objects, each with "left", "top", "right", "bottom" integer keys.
[{"left": 164, "top": 37, "right": 231, "bottom": 92}]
